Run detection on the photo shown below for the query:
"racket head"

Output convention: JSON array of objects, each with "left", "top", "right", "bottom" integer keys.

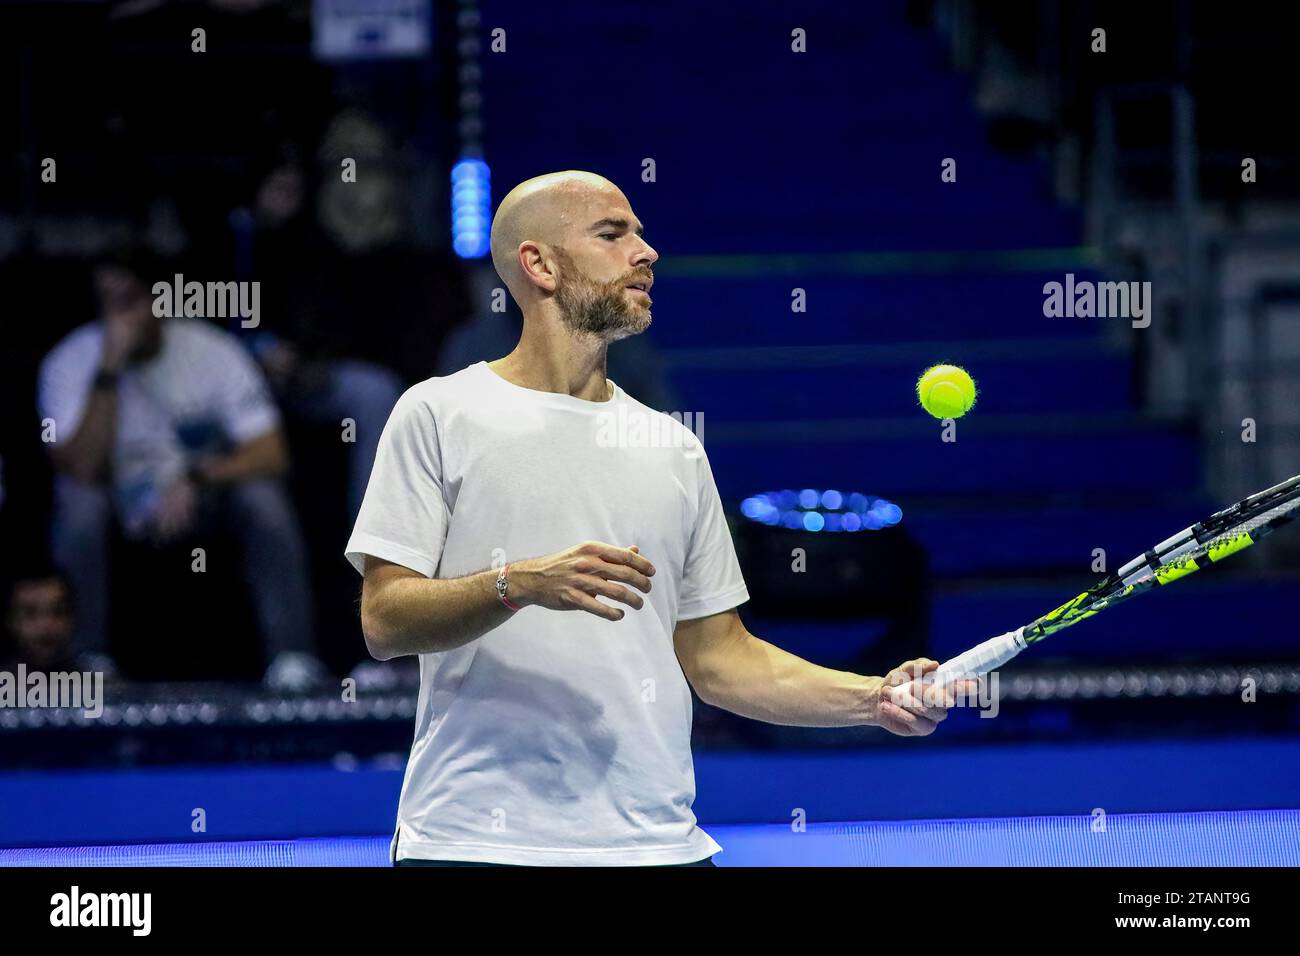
[
  {"left": 1150, "top": 479, "right": 1300, "bottom": 581},
  {"left": 1025, "top": 473, "right": 1300, "bottom": 644}
]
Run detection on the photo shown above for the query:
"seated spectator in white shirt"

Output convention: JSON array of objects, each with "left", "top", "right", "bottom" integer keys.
[{"left": 38, "top": 245, "right": 326, "bottom": 690}]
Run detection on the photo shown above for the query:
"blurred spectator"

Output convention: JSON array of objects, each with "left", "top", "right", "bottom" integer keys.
[
  {"left": 38, "top": 244, "right": 326, "bottom": 690},
  {"left": 287, "top": 110, "right": 472, "bottom": 385},
  {"left": 242, "top": 157, "right": 405, "bottom": 519},
  {"left": 239, "top": 116, "right": 472, "bottom": 515},
  {"left": 1, "top": 566, "right": 82, "bottom": 673},
  {"left": 257, "top": 331, "right": 405, "bottom": 521}
]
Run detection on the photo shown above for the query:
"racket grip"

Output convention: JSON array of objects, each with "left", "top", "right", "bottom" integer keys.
[
  {"left": 892, "top": 627, "right": 1027, "bottom": 699},
  {"left": 935, "top": 627, "right": 1027, "bottom": 683}
]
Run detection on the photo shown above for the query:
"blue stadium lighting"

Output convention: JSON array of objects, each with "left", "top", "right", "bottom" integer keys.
[
  {"left": 451, "top": 158, "right": 491, "bottom": 258},
  {"left": 740, "top": 496, "right": 781, "bottom": 524},
  {"left": 741, "top": 490, "right": 902, "bottom": 532}
]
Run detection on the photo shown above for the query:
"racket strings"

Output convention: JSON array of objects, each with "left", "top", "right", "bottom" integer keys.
[
  {"left": 1186, "top": 495, "right": 1300, "bottom": 562},
  {"left": 1029, "top": 492, "right": 1300, "bottom": 641},
  {"left": 979, "top": 475, "right": 1300, "bottom": 665}
]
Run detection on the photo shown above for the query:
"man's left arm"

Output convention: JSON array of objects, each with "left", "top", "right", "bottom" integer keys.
[
  {"left": 200, "top": 330, "right": 291, "bottom": 485},
  {"left": 673, "top": 608, "right": 960, "bottom": 736},
  {"left": 195, "top": 429, "right": 289, "bottom": 485},
  {"left": 149, "top": 429, "right": 289, "bottom": 542}
]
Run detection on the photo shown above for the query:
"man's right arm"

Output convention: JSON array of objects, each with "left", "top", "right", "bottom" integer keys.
[
  {"left": 47, "top": 368, "right": 120, "bottom": 483},
  {"left": 359, "top": 542, "right": 657, "bottom": 659},
  {"left": 360, "top": 558, "right": 515, "bottom": 659},
  {"left": 46, "top": 315, "right": 142, "bottom": 484}
]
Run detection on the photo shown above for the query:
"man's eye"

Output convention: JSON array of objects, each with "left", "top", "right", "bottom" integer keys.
[{"left": 600, "top": 234, "right": 618, "bottom": 240}]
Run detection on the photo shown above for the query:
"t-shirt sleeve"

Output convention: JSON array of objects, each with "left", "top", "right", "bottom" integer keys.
[
  {"left": 677, "top": 444, "right": 749, "bottom": 621},
  {"left": 38, "top": 335, "right": 96, "bottom": 438},
  {"left": 345, "top": 388, "right": 449, "bottom": 578},
  {"left": 209, "top": 334, "right": 281, "bottom": 443}
]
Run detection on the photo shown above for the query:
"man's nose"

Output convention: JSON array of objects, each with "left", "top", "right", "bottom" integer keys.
[{"left": 632, "top": 242, "right": 658, "bottom": 267}]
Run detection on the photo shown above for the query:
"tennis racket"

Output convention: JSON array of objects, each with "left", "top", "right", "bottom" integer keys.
[{"left": 903, "top": 472, "right": 1300, "bottom": 694}]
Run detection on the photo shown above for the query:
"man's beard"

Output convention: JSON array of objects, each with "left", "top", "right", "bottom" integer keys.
[{"left": 552, "top": 250, "right": 652, "bottom": 341}]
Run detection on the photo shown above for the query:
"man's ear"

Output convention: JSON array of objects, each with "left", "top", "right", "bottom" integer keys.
[{"left": 520, "top": 242, "right": 558, "bottom": 293}]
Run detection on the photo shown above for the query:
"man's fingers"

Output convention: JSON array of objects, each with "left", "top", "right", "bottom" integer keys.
[
  {"left": 945, "top": 678, "right": 980, "bottom": 700},
  {"left": 579, "top": 575, "right": 644, "bottom": 610},
  {"left": 925, "top": 676, "right": 982, "bottom": 707},
  {"left": 593, "top": 561, "right": 653, "bottom": 594},
  {"left": 568, "top": 590, "right": 625, "bottom": 622},
  {"left": 887, "top": 682, "right": 927, "bottom": 710},
  {"left": 919, "top": 683, "right": 959, "bottom": 710},
  {"left": 589, "top": 542, "right": 656, "bottom": 578},
  {"left": 888, "top": 684, "right": 950, "bottom": 721},
  {"left": 879, "top": 671, "right": 989, "bottom": 736},
  {"left": 886, "top": 658, "right": 939, "bottom": 686},
  {"left": 878, "top": 700, "right": 937, "bottom": 736}
]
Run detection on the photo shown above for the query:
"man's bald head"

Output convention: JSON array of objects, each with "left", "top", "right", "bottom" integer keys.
[{"left": 489, "top": 170, "right": 625, "bottom": 300}]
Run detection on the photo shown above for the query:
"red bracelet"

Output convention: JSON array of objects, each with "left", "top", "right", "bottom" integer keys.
[{"left": 495, "top": 563, "right": 522, "bottom": 611}]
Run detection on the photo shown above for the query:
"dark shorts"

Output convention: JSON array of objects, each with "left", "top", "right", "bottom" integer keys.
[{"left": 396, "top": 856, "right": 716, "bottom": 867}]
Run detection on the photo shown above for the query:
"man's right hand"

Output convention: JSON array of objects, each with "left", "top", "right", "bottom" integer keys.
[
  {"left": 100, "top": 300, "right": 155, "bottom": 372},
  {"left": 508, "top": 541, "right": 656, "bottom": 621}
]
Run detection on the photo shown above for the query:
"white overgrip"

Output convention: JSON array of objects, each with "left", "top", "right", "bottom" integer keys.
[
  {"left": 888, "top": 627, "right": 1027, "bottom": 704},
  {"left": 933, "top": 627, "right": 1028, "bottom": 684}
]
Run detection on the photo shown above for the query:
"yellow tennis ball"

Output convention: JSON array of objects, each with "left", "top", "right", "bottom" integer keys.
[{"left": 917, "top": 364, "right": 977, "bottom": 419}]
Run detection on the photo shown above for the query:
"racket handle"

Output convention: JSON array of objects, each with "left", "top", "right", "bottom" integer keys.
[
  {"left": 891, "top": 627, "right": 1027, "bottom": 699},
  {"left": 935, "top": 626, "right": 1027, "bottom": 682}
]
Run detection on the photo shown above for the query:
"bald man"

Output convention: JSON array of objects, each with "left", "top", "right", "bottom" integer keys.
[{"left": 347, "top": 171, "right": 967, "bottom": 867}]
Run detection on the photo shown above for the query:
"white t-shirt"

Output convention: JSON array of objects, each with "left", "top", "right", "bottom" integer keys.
[
  {"left": 39, "top": 318, "right": 280, "bottom": 533},
  {"left": 346, "top": 361, "right": 749, "bottom": 865}
]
